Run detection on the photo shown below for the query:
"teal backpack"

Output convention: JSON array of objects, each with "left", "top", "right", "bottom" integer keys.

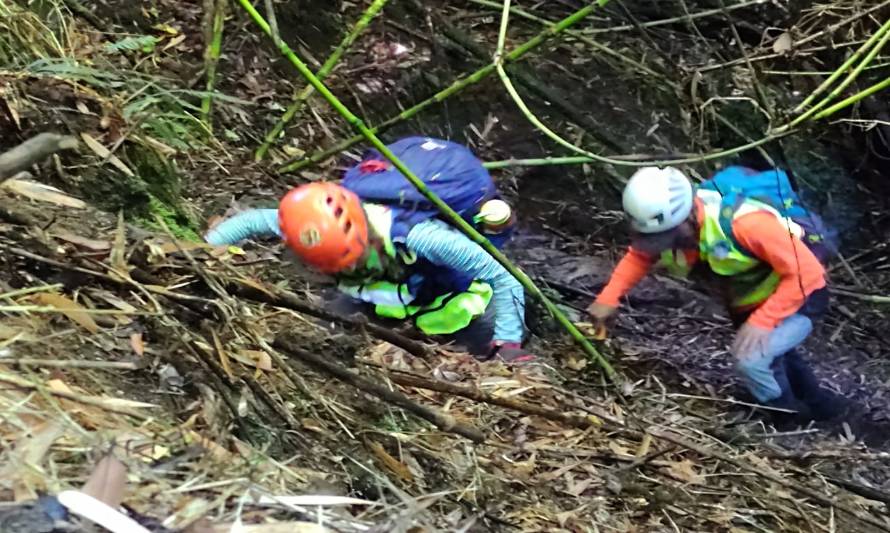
[{"left": 698, "top": 166, "right": 838, "bottom": 263}]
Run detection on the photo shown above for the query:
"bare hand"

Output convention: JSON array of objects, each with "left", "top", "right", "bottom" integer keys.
[{"left": 731, "top": 322, "right": 772, "bottom": 362}]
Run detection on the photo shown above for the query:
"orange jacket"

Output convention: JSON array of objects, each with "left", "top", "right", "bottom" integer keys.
[{"left": 596, "top": 198, "right": 827, "bottom": 329}]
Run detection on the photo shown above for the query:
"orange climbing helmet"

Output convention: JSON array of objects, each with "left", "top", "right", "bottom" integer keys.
[{"left": 278, "top": 182, "right": 369, "bottom": 273}]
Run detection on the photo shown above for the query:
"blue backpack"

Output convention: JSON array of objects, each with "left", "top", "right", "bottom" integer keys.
[
  {"left": 698, "top": 166, "right": 837, "bottom": 263},
  {"left": 341, "top": 136, "right": 503, "bottom": 242}
]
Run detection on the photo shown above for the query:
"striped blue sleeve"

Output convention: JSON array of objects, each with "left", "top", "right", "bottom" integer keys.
[
  {"left": 205, "top": 209, "right": 282, "bottom": 246},
  {"left": 406, "top": 219, "right": 525, "bottom": 343}
]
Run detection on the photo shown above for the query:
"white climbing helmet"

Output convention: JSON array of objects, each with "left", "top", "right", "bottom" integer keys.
[{"left": 622, "top": 166, "right": 694, "bottom": 234}]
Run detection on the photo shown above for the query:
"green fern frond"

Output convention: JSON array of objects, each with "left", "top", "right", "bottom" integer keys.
[{"left": 104, "top": 35, "right": 159, "bottom": 54}]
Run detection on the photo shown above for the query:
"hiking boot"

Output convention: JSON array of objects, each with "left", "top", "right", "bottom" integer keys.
[
  {"left": 806, "top": 388, "right": 852, "bottom": 421},
  {"left": 763, "top": 390, "right": 814, "bottom": 427},
  {"left": 783, "top": 351, "right": 849, "bottom": 421}
]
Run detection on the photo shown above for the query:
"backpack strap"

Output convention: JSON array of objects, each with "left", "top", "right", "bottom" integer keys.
[{"left": 716, "top": 192, "right": 757, "bottom": 258}]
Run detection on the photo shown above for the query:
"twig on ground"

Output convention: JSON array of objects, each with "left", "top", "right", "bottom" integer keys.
[
  {"left": 384, "top": 369, "right": 620, "bottom": 427},
  {"left": 648, "top": 428, "right": 890, "bottom": 531},
  {"left": 273, "top": 336, "right": 485, "bottom": 443},
  {"left": 2, "top": 358, "right": 142, "bottom": 370},
  {"left": 230, "top": 280, "right": 431, "bottom": 358},
  {"left": 0, "top": 371, "right": 153, "bottom": 419}
]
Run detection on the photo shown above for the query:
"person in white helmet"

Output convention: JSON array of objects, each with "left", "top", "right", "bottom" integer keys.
[{"left": 587, "top": 165, "right": 846, "bottom": 423}]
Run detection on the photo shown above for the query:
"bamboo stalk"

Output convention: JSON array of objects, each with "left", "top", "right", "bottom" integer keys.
[
  {"left": 470, "top": 0, "right": 671, "bottom": 84},
  {"left": 201, "top": 0, "right": 228, "bottom": 128},
  {"left": 236, "top": 0, "right": 615, "bottom": 376},
  {"left": 482, "top": 156, "right": 595, "bottom": 169},
  {"left": 781, "top": 21, "right": 890, "bottom": 130},
  {"left": 255, "top": 0, "right": 389, "bottom": 161},
  {"left": 491, "top": 0, "right": 788, "bottom": 169},
  {"left": 811, "top": 76, "right": 890, "bottom": 121},
  {"left": 792, "top": 18, "right": 890, "bottom": 113},
  {"left": 830, "top": 288, "right": 890, "bottom": 304},
  {"left": 278, "top": 2, "right": 600, "bottom": 174}
]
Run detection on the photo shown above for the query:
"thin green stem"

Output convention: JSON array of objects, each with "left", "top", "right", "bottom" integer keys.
[
  {"left": 483, "top": 156, "right": 602, "bottom": 169},
  {"left": 236, "top": 0, "right": 614, "bottom": 376},
  {"left": 781, "top": 22, "right": 890, "bottom": 131},
  {"left": 492, "top": 0, "right": 789, "bottom": 169},
  {"left": 472, "top": 0, "right": 676, "bottom": 87},
  {"left": 200, "top": 0, "right": 227, "bottom": 128},
  {"left": 793, "top": 17, "right": 890, "bottom": 113},
  {"left": 255, "top": 0, "right": 389, "bottom": 161},
  {"left": 811, "top": 76, "right": 890, "bottom": 121},
  {"left": 278, "top": 2, "right": 600, "bottom": 174}
]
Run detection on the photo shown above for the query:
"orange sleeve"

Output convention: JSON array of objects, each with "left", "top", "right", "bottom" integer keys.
[
  {"left": 596, "top": 247, "right": 656, "bottom": 307},
  {"left": 732, "top": 211, "right": 827, "bottom": 329}
]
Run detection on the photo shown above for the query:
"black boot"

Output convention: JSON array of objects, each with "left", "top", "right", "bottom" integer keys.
[
  {"left": 764, "top": 389, "right": 814, "bottom": 427},
  {"left": 763, "top": 356, "right": 813, "bottom": 426},
  {"left": 783, "top": 350, "right": 849, "bottom": 421}
]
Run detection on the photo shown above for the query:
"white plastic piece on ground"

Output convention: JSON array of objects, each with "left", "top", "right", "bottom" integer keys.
[{"left": 56, "top": 490, "right": 151, "bottom": 533}]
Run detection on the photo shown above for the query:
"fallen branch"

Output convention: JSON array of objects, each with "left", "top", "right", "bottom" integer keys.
[
  {"left": 230, "top": 280, "right": 431, "bottom": 358},
  {"left": 272, "top": 336, "right": 485, "bottom": 443},
  {"left": 0, "top": 371, "right": 153, "bottom": 419},
  {"left": 827, "top": 477, "right": 890, "bottom": 507},
  {"left": 386, "top": 370, "right": 619, "bottom": 428},
  {"left": 4, "top": 359, "right": 143, "bottom": 370},
  {"left": 0, "top": 133, "right": 79, "bottom": 179},
  {"left": 648, "top": 428, "right": 890, "bottom": 531}
]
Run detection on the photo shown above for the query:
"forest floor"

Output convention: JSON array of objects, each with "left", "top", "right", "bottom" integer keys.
[{"left": 2, "top": 0, "right": 890, "bottom": 532}]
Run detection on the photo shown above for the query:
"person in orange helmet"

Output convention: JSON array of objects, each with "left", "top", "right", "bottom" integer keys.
[{"left": 206, "top": 137, "right": 532, "bottom": 363}]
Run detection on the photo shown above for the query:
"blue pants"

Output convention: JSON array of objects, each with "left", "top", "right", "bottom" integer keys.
[
  {"left": 731, "top": 288, "right": 829, "bottom": 403},
  {"left": 735, "top": 314, "right": 812, "bottom": 402}
]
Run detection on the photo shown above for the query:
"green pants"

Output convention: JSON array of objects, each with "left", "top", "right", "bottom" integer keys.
[{"left": 374, "top": 281, "right": 493, "bottom": 335}]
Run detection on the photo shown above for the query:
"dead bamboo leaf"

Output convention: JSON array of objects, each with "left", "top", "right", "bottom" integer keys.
[
  {"left": 635, "top": 434, "right": 653, "bottom": 458},
  {"left": 82, "top": 454, "right": 128, "bottom": 508},
  {"left": 163, "top": 34, "right": 187, "bottom": 51},
  {"left": 130, "top": 332, "right": 145, "bottom": 356},
  {"left": 80, "top": 132, "right": 134, "bottom": 176},
  {"left": 2, "top": 175, "right": 87, "bottom": 208},
  {"left": 237, "top": 277, "right": 275, "bottom": 297},
  {"left": 0, "top": 420, "right": 66, "bottom": 501},
  {"left": 367, "top": 440, "right": 413, "bottom": 482},
  {"left": 608, "top": 440, "right": 633, "bottom": 457},
  {"left": 159, "top": 240, "right": 214, "bottom": 255},
  {"left": 34, "top": 293, "right": 100, "bottom": 333},
  {"left": 183, "top": 431, "right": 232, "bottom": 461},
  {"left": 231, "top": 349, "right": 273, "bottom": 371},
  {"left": 211, "top": 330, "right": 234, "bottom": 380},
  {"left": 664, "top": 459, "right": 705, "bottom": 485},
  {"left": 109, "top": 211, "right": 128, "bottom": 273},
  {"left": 52, "top": 231, "right": 111, "bottom": 251}
]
